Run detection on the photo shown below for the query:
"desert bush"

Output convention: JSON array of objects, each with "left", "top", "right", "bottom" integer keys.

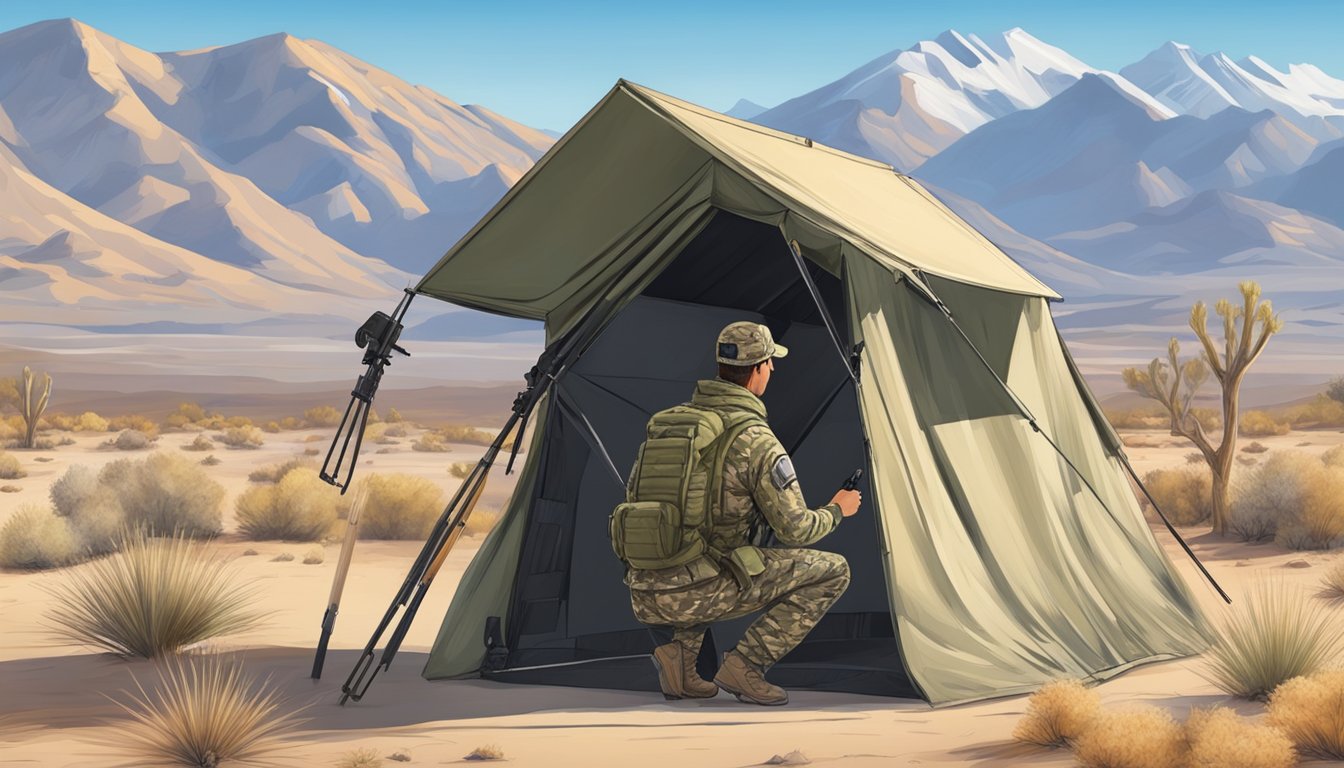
[
  {"left": 111, "top": 429, "right": 156, "bottom": 451},
  {"left": 69, "top": 490, "right": 125, "bottom": 557},
  {"left": 0, "top": 450, "right": 25, "bottom": 479},
  {"left": 1322, "top": 445, "right": 1344, "bottom": 468},
  {"left": 279, "top": 416, "right": 304, "bottom": 431},
  {"left": 358, "top": 474, "right": 443, "bottom": 540},
  {"left": 1011, "top": 678, "right": 1099, "bottom": 748},
  {"left": 181, "top": 434, "right": 214, "bottom": 452},
  {"left": 302, "top": 546, "right": 325, "bottom": 565},
  {"left": 304, "top": 406, "right": 342, "bottom": 428},
  {"left": 304, "top": 447, "right": 320, "bottom": 456},
  {"left": 111, "top": 654, "right": 304, "bottom": 767},
  {"left": 1184, "top": 452, "right": 1204, "bottom": 464},
  {"left": 449, "top": 461, "right": 474, "bottom": 480},
  {"left": 1227, "top": 451, "right": 1314, "bottom": 545},
  {"left": 168, "top": 402, "right": 208, "bottom": 426},
  {"left": 262, "top": 420, "right": 281, "bottom": 433},
  {"left": 1267, "top": 669, "right": 1344, "bottom": 760},
  {"left": 1241, "top": 410, "right": 1291, "bottom": 437},
  {"left": 223, "top": 415, "right": 253, "bottom": 429},
  {"left": 412, "top": 433, "right": 451, "bottom": 453},
  {"left": 271, "top": 552, "right": 294, "bottom": 562},
  {"left": 50, "top": 464, "right": 98, "bottom": 516},
  {"left": 0, "top": 505, "right": 77, "bottom": 569},
  {"left": 1141, "top": 467, "right": 1214, "bottom": 526},
  {"left": 201, "top": 454, "right": 221, "bottom": 466},
  {"left": 110, "top": 452, "right": 225, "bottom": 537},
  {"left": 1237, "top": 452, "right": 1344, "bottom": 550},
  {"left": 465, "top": 507, "right": 501, "bottom": 538},
  {"left": 337, "top": 747, "right": 383, "bottom": 768},
  {"left": 383, "top": 424, "right": 408, "bottom": 438},
  {"left": 440, "top": 424, "right": 496, "bottom": 446},
  {"left": 248, "top": 457, "right": 314, "bottom": 484},
  {"left": 1242, "top": 441, "right": 1269, "bottom": 454},
  {"left": 75, "top": 411, "right": 109, "bottom": 432},
  {"left": 43, "top": 531, "right": 263, "bottom": 657},
  {"left": 1191, "top": 407, "right": 1222, "bottom": 433},
  {"left": 387, "top": 407, "right": 404, "bottom": 423},
  {"left": 1103, "top": 407, "right": 1168, "bottom": 429},
  {"left": 235, "top": 468, "right": 338, "bottom": 541},
  {"left": 108, "top": 414, "right": 159, "bottom": 438},
  {"left": 465, "top": 744, "right": 504, "bottom": 761},
  {"left": 219, "top": 426, "right": 264, "bottom": 449},
  {"left": 1203, "top": 580, "right": 1342, "bottom": 700},
  {"left": 1275, "top": 674, "right": 1344, "bottom": 763},
  {"left": 43, "top": 412, "right": 76, "bottom": 431},
  {"left": 1071, "top": 706, "right": 1185, "bottom": 768},
  {"left": 1183, "top": 706, "right": 1294, "bottom": 768},
  {"left": 1288, "top": 394, "right": 1344, "bottom": 429},
  {"left": 363, "top": 422, "right": 388, "bottom": 443}
]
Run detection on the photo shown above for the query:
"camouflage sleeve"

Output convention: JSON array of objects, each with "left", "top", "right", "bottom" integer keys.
[{"left": 736, "top": 425, "right": 842, "bottom": 547}]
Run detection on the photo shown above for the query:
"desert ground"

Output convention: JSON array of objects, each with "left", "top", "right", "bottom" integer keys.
[{"left": 2, "top": 426, "right": 1344, "bottom": 767}]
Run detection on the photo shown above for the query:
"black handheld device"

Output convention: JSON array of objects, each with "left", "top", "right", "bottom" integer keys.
[{"left": 842, "top": 468, "right": 863, "bottom": 491}]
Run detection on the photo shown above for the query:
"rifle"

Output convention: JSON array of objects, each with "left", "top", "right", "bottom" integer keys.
[{"left": 312, "top": 483, "right": 370, "bottom": 679}]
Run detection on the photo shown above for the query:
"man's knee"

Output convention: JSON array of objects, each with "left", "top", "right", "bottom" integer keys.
[{"left": 809, "top": 550, "right": 851, "bottom": 591}]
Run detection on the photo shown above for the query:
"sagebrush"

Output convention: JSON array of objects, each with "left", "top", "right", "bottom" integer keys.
[{"left": 1011, "top": 678, "right": 1099, "bottom": 748}]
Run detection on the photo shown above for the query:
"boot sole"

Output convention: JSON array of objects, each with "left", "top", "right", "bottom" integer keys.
[{"left": 713, "top": 678, "right": 789, "bottom": 706}]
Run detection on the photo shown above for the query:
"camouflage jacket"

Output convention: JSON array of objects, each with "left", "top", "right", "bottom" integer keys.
[{"left": 624, "top": 377, "right": 843, "bottom": 590}]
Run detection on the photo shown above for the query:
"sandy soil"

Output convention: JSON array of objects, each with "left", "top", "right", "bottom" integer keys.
[{"left": 3, "top": 428, "right": 1344, "bottom": 766}]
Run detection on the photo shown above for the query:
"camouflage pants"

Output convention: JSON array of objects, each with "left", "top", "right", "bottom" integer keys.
[{"left": 628, "top": 548, "right": 850, "bottom": 668}]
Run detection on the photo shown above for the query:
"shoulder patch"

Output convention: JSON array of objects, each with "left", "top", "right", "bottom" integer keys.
[{"left": 770, "top": 455, "right": 797, "bottom": 490}]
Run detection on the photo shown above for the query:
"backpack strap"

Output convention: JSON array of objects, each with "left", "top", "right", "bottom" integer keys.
[{"left": 701, "top": 411, "right": 765, "bottom": 567}]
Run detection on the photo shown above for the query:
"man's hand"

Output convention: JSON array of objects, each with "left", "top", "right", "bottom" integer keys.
[{"left": 830, "top": 489, "right": 861, "bottom": 518}]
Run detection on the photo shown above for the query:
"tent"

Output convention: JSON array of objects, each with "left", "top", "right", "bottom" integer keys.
[{"left": 411, "top": 80, "right": 1215, "bottom": 706}]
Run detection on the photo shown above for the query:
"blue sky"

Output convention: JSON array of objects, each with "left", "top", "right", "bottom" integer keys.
[{"left": 1, "top": 0, "right": 1338, "bottom": 131}]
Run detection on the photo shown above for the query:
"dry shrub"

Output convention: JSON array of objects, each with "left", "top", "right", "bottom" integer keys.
[
  {"left": 302, "top": 546, "right": 325, "bottom": 565},
  {"left": 50, "top": 465, "right": 96, "bottom": 516},
  {"left": 439, "top": 425, "right": 496, "bottom": 446},
  {"left": 357, "top": 474, "right": 443, "bottom": 540},
  {"left": 271, "top": 552, "right": 294, "bottom": 562},
  {"left": 412, "top": 433, "right": 451, "bottom": 453},
  {"left": 181, "top": 434, "right": 213, "bottom": 452},
  {"left": 465, "top": 507, "right": 501, "bottom": 538},
  {"left": 1141, "top": 467, "right": 1213, "bottom": 526},
  {"left": 1241, "top": 410, "right": 1291, "bottom": 437},
  {"left": 219, "top": 426, "right": 264, "bottom": 449},
  {"left": 337, "top": 747, "right": 383, "bottom": 768},
  {"left": 201, "top": 454, "right": 221, "bottom": 466},
  {"left": 0, "top": 505, "right": 77, "bottom": 569},
  {"left": 70, "top": 490, "right": 126, "bottom": 557},
  {"left": 106, "top": 452, "right": 225, "bottom": 537},
  {"left": 383, "top": 424, "right": 408, "bottom": 438},
  {"left": 279, "top": 416, "right": 304, "bottom": 431},
  {"left": 1011, "top": 678, "right": 1100, "bottom": 748},
  {"left": 1185, "top": 452, "right": 1204, "bottom": 464},
  {"left": 44, "top": 531, "right": 263, "bottom": 656},
  {"left": 1228, "top": 451, "right": 1317, "bottom": 545},
  {"left": 109, "top": 414, "right": 160, "bottom": 439},
  {"left": 111, "top": 654, "right": 304, "bottom": 767},
  {"left": 1103, "top": 407, "right": 1168, "bottom": 429},
  {"left": 363, "top": 423, "right": 387, "bottom": 443},
  {"left": 111, "top": 429, "right": 156, "bottom": 451},
  {"left": 1267, "top": 668, "right": 1344, "bottom": 760},
  {"left": 1287, "top": 394, "right": 1344, "bottom": 429},
  {"left": 1242, "top": 441, "right": 1269, "bottom": 454},
  {"left": 1202, "top": 580, "right": 1342, "bottom": 700},
  {"left": 304, "top": 447, "right": 320, "bottom": 456},
  {"left": 261, "top": 421, "right": 281, "bottom": 433},
  {"left": 1072, "top": 706, "right": 1185, "bottom": 768},
  {"left": 449, "top": 462, "right": 474, "bottom": 480},
  {"left": 248, "top": 457, "right": 314, "bottom": 484},
  {"left": 0, "top": 450, "right": 25, "bottom": 479},
  {"left": 1322, "top": 445, "right": 1344, "bottom": 468},
  {"left": 465, "top": 744, "right": 504, "bottom": 761},
  {"left": 1183, "top": 706, "right": 1294, "bottom": 768},
  {"left": 75, "top": 411, "right": 109, "bottom": 432},
  {"left": 44, "top": 412, "right": 76, "bottom": 431},
  {"left": 304, "top": 406, "right": 342, "bottom": 428},
  {"left": 1322, "top": 557, "right": 1344, "bottom": 599},
  {"left": 235, "top": 468, "right": 338, "bottom": 541},
  {"left": 387, "top": 407, "right": 404, "bottom": 423},
  {"left": 1, "top": 485, "right": 19, "bottom": 492}
]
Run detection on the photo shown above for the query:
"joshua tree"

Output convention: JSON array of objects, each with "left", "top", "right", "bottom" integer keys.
[
  {"left": 18, "top": 366, "right": 52, "bottom": 449},
  {"left": 1122, "top": 282, "right": 1283, "bottom": 535}
]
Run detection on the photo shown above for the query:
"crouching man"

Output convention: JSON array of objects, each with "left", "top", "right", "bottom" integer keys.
[{"left": 611, "top": 321, "right": 860, "bottom": 706}]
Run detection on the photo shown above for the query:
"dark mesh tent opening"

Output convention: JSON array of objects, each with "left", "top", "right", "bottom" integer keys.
[{"left": 486, "top": 211, "right": 919, "bottom": 697}]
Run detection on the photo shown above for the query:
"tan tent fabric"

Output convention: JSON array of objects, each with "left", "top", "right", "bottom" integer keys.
[
  {"left": 844, "top": 255, "right": 1211, "bottom": 704},
  {"left": 417, "top": 81, "right": 1058, "bottom": 339}
]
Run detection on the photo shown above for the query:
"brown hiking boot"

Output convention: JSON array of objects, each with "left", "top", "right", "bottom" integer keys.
[
  {"left": 651, "top": 641, "right": 718, "bottom": 700},
  {"left": 713, "top": 650, "right": 788, "bottom": 706}
]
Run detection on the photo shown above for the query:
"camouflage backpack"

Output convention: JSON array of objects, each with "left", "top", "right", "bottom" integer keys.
[{"left": 609, "top": 403, "right": 763, "bottom": 570}]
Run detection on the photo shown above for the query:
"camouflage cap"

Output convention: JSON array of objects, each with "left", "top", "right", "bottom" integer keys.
[{"left": 716, "top": 322, "right": 789, "bottom": 366}]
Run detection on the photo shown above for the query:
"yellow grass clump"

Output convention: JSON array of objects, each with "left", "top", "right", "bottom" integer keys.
[
  {"left": 108, "top": 414, "right": 160, "bottom": 438},
  {"left": 1287, "top": 394, "right": 1344, "bottom": 429},
  {"left": 75, "top": 411, "right": 109, "bottom": 432},
  {"left": 1011, "top": 678, "right": 1100, "bottom": 748},
  {"left": 1141, "top": 467, "right": 1213, "bottom": 526},
  {"left": 1202, "top": 580, "right": 1342, "bottom": 700},
  {"left": 336, "top": 747, "right": 383, "bottom": 768},
  {"left": 1240, "top": 410, "right": 1291, "bottom": 437},
  {"left": 0, "top": 505, "right": 77, "bottom": 569},
  {"left": 1229, "top": 450, "right": 1344, "bottom": 548},
  {"left": 1266, "top": 668, "right": 1344, "bottom": 760},
  {"left": 218, "top": 426, "right": 264, "bottom": 449},
  {"left": 235, "top": 468, "right": 338, "bottom": 541},
  {"left": 247, "top": 456, "right": 314, "bottom": 484},
  {"left": 302, "top": 546, "right": 325, "bottom": 565},
  {"left": 411, "top": 432, "right": 451, "bottom": 453},
  {"left": 356, "top": 474, "right": 443, "bottom": 540},
  {"left": 0, "top": 450, "right": 26, "bottom": 479},
  {"left": 1071, "top": 706, "right": 1186, "bottom": 768},
  {"left": 111, "top": 654, "right": 305, "bottom": 768},
  {"left": 1183, "top": 706, "right": 1294, "bottom": 768},
  {"left": 304, "top": 406, "right": 342, "bottom": 428},
  {"left": 43, "top": 531, "right": 264, "bottom": 657},
  {"left": 465, "top": 507, "right": 501, "bottom": 538},
  {"left": 181, "top": 434, "right": 214, "bottom": 452},
  {"left": 465, "top": 744, "right": 504, "bottom": 761}
]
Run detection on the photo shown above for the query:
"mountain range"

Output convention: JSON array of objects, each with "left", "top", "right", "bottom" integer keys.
[{"left": 0, "top": 18, "right": 1339, "bottom": 389}]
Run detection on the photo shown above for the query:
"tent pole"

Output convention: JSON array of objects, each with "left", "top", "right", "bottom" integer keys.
[
  {"left": 556, "top": 389, "right": 626, "bottom": 489},
  {"left": 910, "top": 271, "right": 1231, "bottom": 605}
]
